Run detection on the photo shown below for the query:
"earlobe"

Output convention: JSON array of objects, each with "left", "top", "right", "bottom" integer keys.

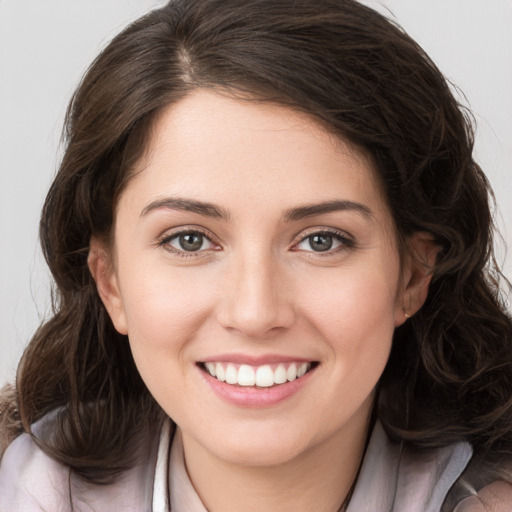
[
  {"left": 395, "top": 232, "right": 441, "bottom": 326},
  {"left": 88, "top": 237, "right": 128, "bottom": 335}
]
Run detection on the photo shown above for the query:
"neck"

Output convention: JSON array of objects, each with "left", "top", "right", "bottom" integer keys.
[{"left": 180, "top": 401, "right": 373, "bottom": 512}]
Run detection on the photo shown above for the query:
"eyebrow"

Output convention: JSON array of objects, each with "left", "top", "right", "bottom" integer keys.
[
  {"left": 284, "top": 200, "right": 373, "bottom": 222},
  {"left": 140, "top": 196, "right": 372, "bottom": 222},
  {"left": 140, "top": 197, "right": 231, "bottom": 220}
]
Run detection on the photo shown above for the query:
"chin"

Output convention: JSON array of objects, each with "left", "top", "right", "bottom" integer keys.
[
  {"left": 219, "top": 443, "right": 307, "bottom": 467},
  {"left": 203, "top": 424, "right": 317, "bottom": 467}
]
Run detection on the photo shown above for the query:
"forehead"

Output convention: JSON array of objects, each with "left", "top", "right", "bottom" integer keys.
[{"left": 123, "top": 89, "right": 389, "bottom": 219}]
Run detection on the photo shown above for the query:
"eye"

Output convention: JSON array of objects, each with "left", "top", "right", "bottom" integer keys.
[
  {"left": 295, "top": 230, "right": 353, "bottom": 253},
  {"left": 160, "top": 230, "right": 216, "bottom": 254}
]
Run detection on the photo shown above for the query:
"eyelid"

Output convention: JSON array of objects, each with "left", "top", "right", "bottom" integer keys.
[
  {"left": 291, "top": 227, "right": 355, "bottom": 252},
  {"left": 157, "top": 225, "right": 221, "bottom": 255},
  {"left": 155, "top": 225, "right": 354, "bottom": 256}
]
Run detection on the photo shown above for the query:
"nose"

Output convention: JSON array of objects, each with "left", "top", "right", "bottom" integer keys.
[{"left": 216, "top": 250, "right": 295, "bottom": 339}]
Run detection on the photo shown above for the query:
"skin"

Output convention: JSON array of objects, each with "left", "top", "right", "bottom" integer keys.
[{"left": 90, "top": 90, "right": 436, "bottom": 511}]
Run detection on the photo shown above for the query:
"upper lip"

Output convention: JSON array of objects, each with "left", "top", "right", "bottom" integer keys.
[{"left": 199, "top": 353, "right": 316, "bottom": 365}]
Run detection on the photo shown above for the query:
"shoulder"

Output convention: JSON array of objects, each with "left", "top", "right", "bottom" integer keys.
[
  {"left": 0, "top": 430, "right": 71, "bottom": 511},
  {"left": 453, "top": 480, "right": 512, "bottom": 512},
  {"left": 347, "top": 422, "right": 474, "bottom": 511},
  {"left": 0, "top": 413, "right": 162, "bottom": 511},
  {"left": 399, "top": 441, "right": 512, "bottom": 512},
  {"left": 445, "top": 447, "right": 512, "bottom": 511}
]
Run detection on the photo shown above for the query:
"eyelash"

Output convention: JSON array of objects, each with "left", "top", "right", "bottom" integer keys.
[
  {"left": 157, "top": 227, "right": 355, "bottom": 257},
  {"left": 292, "top": 228, "right": 355, "bottom": 255},
  {"left": 157, "top": 227, "right": 220, "bottom": 258}
]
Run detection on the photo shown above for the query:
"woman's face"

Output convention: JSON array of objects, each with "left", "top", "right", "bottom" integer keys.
[{"left": 96, "top": 90, "right": 411, "bottom": 467}]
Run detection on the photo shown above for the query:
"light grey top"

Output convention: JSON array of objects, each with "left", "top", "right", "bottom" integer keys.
[{"left": 1, "top": 415, "right": 511, "bottom": 511}]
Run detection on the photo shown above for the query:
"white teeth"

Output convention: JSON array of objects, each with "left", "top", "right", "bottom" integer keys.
[
  {"left": 255, "top": 365, "right": 274, "bottom": 387},
  {"left": 215, "top": 363, "right": 226, "bottom": 382},
  {"left": 274, "top": 364, "right": 288, "bottom": 384},
  {"left": 297, "top": 363, "right": 307, "bottom": 378},
  {"left": 226, "top": 364, "right": 238, "bottom": 384},
  {"left": 238, "top": 365, "right": 256, "bottom": 386},
  {"left": 204, "top": 361, "right": 313, "bottom": 387},
  {"left": 287, "top": 363, "right": 297, "bottom": 381}
]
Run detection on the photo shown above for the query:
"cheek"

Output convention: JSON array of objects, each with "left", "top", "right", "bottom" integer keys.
[
  {"left": 116, "top": 263, "right": 216, "bottom": 363},
  {"left": 299, "top": 263, "right": 399, "bottom": 366},
  {"left": 118, "top": 271, "right": 216, "bottom": 412}
]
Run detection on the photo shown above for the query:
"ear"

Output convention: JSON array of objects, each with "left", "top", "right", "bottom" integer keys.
[
  {"left": 394, "top": 232, "right": 441, "bottom": 327},
  {"left": 88, "top": 237, "right": 128, "bottom": 335}
]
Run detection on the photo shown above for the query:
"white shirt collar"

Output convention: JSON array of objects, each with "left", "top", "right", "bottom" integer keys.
[
  {"left": 153, "top": 418, "right": 172, "bottom": 512},
  {"left": 169, "top": 426, "right": 209, "bottom": 512},
  {"left": 152, "top": 419, "right": 208, "bottom": 512}
]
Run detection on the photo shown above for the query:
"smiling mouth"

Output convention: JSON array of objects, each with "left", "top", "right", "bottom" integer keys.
[{"left": 199, "top": 361, "right": 318, "bottom": 388}]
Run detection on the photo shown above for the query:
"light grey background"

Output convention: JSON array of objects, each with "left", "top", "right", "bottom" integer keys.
[{"left": 1, "top": 0, "right": 511, "bottom": 386}]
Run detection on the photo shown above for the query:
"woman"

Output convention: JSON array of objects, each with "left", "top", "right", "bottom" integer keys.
[{"left": 1, "top": 0, "right": 511, "bottom": 510}]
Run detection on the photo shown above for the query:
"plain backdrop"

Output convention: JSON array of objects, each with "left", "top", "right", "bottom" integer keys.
[{"left": 1, "top": 0, "right": 511, "bottom": 386}]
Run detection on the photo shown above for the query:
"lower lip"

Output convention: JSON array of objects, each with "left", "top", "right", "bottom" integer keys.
[{"left": 199, "top": 366, "right": 316, "bottom": 408}]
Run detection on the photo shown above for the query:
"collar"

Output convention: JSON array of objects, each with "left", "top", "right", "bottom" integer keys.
[
  {"left": 169, "top": 427, "right": 209, "bottom": 512},
  {"left": 153, "top": 418, "right": 172, "bottom": 512},
  {"left": 152, "top": 419, "right": 208, "bottom": 512},
  {"left": 347, "top": 422, "right": 473, "bottom": 511}
]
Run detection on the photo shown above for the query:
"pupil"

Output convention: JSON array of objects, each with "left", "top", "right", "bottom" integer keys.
[
  {"left": 310, "top": 234, "right": 332, "bottom": 252},
  {"left": 180, "top": 233, "right": 203, "bottom": 251}
]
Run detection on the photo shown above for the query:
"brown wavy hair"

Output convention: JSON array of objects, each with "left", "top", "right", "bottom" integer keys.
[{"left": 2, "top": 0, "right": 511, "bottom": 485}]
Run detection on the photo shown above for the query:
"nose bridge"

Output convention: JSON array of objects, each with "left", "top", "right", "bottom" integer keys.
[{"left": 219, "top": 243, "right": 294, "bottom": 337}]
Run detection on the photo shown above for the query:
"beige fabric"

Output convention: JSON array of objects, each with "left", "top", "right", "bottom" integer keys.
[
  {"left": 453, "top": 481, "right": 512, "bottom": 512},
  {"left": 1, "top": 415, "right": 511, "bottom": 511}
]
